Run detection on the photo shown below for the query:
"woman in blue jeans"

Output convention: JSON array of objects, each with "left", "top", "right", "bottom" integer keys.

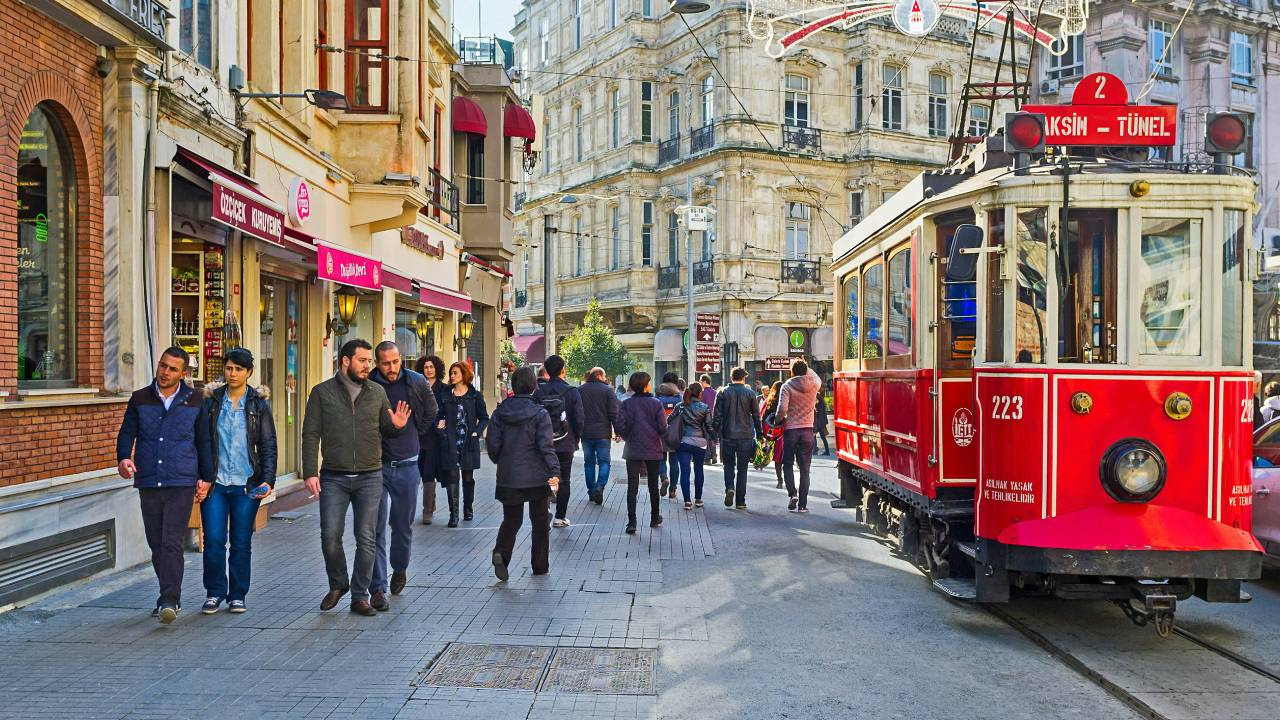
[
  {"left": 673, "top": 383, "right": 716, "bottom": 510},
  {"left": 195, "top": 348, "right": 277, "bottom": 614}
]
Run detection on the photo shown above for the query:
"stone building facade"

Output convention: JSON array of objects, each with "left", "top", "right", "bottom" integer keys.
[{"left": 510, "top": 1, "right": 1026, "bottom": 385}]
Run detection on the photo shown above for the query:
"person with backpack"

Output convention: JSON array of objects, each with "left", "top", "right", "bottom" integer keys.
[
  {"left": 486, "top": 367, "right": 561, "bottom": 580},
  {"left": 670, "top": 382, "right": 716, "bottom": 510},
  {"left": 655, "top": 372, "right": 682, "bottom": 498},
  {"left": 615, "top": 372, "right": 666, "bottom": 534},
  {"left": 534, "top": 355, "right": 583, "bottom": 528}
]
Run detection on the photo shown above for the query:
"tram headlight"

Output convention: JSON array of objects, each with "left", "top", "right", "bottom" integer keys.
[{"left": 1100, "top": 439, "right": 1166, "bottom": 502}]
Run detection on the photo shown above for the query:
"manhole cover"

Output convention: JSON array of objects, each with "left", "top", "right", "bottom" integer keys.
[
  {"left": 540, "top": 648, "right": 656, "bottom": 695},
  {"left": 416, "top": 643, "right": 553, "bottom": 690}
]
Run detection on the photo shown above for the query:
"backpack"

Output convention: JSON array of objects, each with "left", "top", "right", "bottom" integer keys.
[
  {"left": 663, "top": 406, "right": 686, "bottom": 452},
  {"left": 540, "top": 382, "right": 569, "bottom": 442}
]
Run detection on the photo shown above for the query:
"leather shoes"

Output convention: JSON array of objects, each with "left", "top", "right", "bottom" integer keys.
[
  {"left": 320, "top": 587, "right": 349, "bottom": 611},
  {"left": 390, "top": 572, "right": 407, "bottom": 595},
  {"left": 350, "top": 599, "right": 377, "bottom": 616},
  {"left": 370, "top": 591, "right": 389, "bottom": 611}
]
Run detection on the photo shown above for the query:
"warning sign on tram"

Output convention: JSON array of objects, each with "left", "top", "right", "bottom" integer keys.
[{"left": 1022, "top": 72, "right": 1176, "bottom": 147}]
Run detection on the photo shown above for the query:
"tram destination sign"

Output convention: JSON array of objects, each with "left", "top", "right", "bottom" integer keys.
[{"left": 1022, "top": 72, "right": 1176, "bottom": 147}]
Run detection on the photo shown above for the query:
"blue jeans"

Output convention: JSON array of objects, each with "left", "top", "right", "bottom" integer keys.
[
  {"left": 581, "top": 439, "right": 612, "bottom": 494},
  {"left": 319, "top": 470, "right": 382, "bottom": 601},
  {"left": 675, "top": 443, "right": 706, "bottom": 502},
  {"left": 372, "top": 460, "right": 421, "bottom": 594},
  {"left": 200, "top": 483, "right": 261, "bottom": 602}
]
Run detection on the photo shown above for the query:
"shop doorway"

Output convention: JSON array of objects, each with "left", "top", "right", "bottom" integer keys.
[{"left": 260, "top": 275, "right": 303, "bottom": 477}]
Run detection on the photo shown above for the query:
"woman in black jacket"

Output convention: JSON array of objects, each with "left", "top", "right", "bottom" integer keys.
[
  {"left": 195, "top": 348, "right": 277, "bottom": 614},
  {"left": 437, "top": 361, "right": 490, "bottom": 527},
  {"left": 486, "top": 367, "right": 560, "bottom": 580},
  {"left": 415, "top": 355, "right": 449, "bottom": 524}
]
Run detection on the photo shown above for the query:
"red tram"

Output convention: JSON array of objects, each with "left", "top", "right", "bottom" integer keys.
[{"left": 830, "top": 98, "right": 1264, "bottom": 630}]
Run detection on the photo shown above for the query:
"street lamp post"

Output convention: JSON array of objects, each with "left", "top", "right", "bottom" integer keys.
[{"left": 542, "top": 215, "right": 556, "bottom": 357}]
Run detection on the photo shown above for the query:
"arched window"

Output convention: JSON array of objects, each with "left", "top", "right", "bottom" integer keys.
[{"left": 17, "top": 104, "right": 76, "bottom": 387}]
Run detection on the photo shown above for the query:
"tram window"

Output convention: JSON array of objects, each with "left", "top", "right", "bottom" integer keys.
[
  {"left": 1222, "top": 210, "right": 1246, "bottom": 366},
  {"left": 1058, "top": 211, "right": 1118, "bottom": 364},
  {"left": 936, "top": 211, "right": 976, "bottom": 370},
  {"left": 842, "top": 272, "right": 860, "bottom": 365},
  {"left": 863, "top": 261, "right": 884, "bottom": 362},
  {"left": 986, "top": 210, "right": 1005, "bottom": 362},
  {"left": 888, "top": 248, "right": 912, "bottom": 357},
  {"left": 1138, "top": 218, "right": 1201, "bottom": 356},
  {"left": 1015, "top": 208, "right": 1049, "bottom": 364}
]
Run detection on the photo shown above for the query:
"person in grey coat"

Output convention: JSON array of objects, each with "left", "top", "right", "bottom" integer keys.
[
  {"left": 615, "top": 371, "right": 667, "bottom": 535},
  {"left": 486, "top": 367, "right": 561, "bottom": 580}
]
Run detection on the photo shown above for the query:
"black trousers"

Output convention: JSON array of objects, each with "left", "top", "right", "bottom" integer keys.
[
  {"left": 625, "top": 459, "right": 661, "bottom": 523},
  {"left": 554, "top": 451, "right": 575, "bottom": 519},
  {"left": 495, "top": 497, "right": 551, "bottom": 574},
  {"left": 720, "top": 437, "right": 755, "bottom": 505},
  {"left": 139, "top": 486, "right": 197, "bottom": 607},
  {"left": 449, "top": 468, "right": 476, "bottom": 509}
]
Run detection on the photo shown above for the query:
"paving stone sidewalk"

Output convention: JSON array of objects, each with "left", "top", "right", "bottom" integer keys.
[{"left": 0, "top": 445, "right": 764, "bottom": 720}]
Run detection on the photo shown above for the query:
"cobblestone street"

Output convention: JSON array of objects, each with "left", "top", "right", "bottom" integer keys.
[{"left": 0, "top": 448, "right": 1154, "bottom": 719}]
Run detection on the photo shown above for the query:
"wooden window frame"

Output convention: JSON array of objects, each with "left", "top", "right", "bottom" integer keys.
[
  {"left": 861, "top": 258, "right": 886, "bottom": 372},
  {"left": 884, "top": 242, "right": 914, "bottom": 369},
  {"left": 345, "top": 0, "right": 390, "bottom": 113}
]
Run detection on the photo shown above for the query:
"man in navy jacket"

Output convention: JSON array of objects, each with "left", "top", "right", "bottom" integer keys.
[{"left": 116, "top": 347, "right": 211, "bottom": 624}]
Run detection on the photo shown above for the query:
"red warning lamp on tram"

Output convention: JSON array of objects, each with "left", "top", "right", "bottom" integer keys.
[
  {"left": 1004, "top": 112, "right": 1046, "bottom": 174},
  {"left": 1205, "top": 112, "right": 1247, "bottom": 154}
]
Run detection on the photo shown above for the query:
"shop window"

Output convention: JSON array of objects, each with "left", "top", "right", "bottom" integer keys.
[
  {"left": 1015, "top": 208, "right": 1049, "bottom": 363},
  {"left": 171, "top": 240, "right": 227, "bottom": 383},
  {"left": 17, "top": 105, "right": 76, "bottom": 388},
  {"left": 180, "top": 0, "right": 214, "bottom": 69},
  {"left": 842, "top": 272, "right": 860, "bottom": 364},
  {"left": 887, "top": 248, "right": 912, "bottom": 357},
  {"left": 346, "top": 0, "right": 388, "bottom": 112},
  {"left": 1138, "top": 217, "right": 1201, "bottom": 356}
]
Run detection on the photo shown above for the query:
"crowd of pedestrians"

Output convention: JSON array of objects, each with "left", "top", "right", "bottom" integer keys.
[{"left": 115, "top": 343, "right": 828, "bottom": 621}]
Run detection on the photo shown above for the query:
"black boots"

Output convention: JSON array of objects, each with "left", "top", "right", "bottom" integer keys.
[
  {"left": 446, "top": 483, "right": 460, "bottom": 528},
  {"left": 463, "top": 479, "right": 475, "bottom": 521}
]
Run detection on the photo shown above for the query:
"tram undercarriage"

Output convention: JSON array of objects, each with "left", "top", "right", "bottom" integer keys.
[{"left": 838, "top": 460, "right": 1255, "bottom": 635}]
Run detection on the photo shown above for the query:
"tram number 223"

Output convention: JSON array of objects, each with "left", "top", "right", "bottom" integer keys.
[{"left": 991, "top": 395, "right": 1024, "bottom": 421}]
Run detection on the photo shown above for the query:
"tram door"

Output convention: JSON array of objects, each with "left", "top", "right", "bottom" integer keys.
[
  {"left": 1058, "top": 210, "right": 1118, "bottom": 364},
  {"left": 935, "top": 210, "right": 979, "bottom": 485}
]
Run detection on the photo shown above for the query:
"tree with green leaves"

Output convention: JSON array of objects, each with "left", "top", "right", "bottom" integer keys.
[
  {"left": 559, "top": 299, "right": 630, "bottom": 381},
  {"left": 499, "top": 337, "right": 525, "bottom": 368}
]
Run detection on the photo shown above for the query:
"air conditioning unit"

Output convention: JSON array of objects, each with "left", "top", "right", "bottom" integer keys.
[{"left": 1040, "top": 78, "right": 1060, "bottom": 95}]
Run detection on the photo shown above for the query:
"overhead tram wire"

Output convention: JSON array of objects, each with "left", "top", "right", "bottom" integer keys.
[{"left": 1133, "top": 0, "right": 1195, "bottom": 102}]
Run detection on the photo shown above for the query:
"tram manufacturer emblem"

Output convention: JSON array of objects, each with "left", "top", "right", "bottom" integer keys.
[{"left": 951, "top": 408, "right": 975, "bottom": 448}]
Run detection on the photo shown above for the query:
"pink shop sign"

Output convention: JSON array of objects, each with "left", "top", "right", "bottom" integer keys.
[{"left": 317, "top": 243, "right": 382, "bottom": 291}]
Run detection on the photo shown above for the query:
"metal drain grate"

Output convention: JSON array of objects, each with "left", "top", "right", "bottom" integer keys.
[
  {"left": 415, "top": 643, "right": 553, "bottom": 690},
  {"left": 539, "top": 648, "right": 656, "bottom": 695}
]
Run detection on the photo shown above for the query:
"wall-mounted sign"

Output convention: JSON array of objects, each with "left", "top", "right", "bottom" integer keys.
[
  {"left": 287, "top": 177, "right": 312, "bottom": 227},
  {"left": 787, "top": 327, "right": 810, "bottom": 357},
  {"left": 94, "top": 0, "right": 173, "bottom": 49},
  {"left": 212, "top": 182, "right": 284, "bottom": 247},
  {"left": 318, "top": 243, "right": 382, "bottom": 291},
  {"left": 402, "top": 227, "right": 446, "bottom": 258},
  {"left": 765, "top": 356, "right": 791, "bottom": 372}
]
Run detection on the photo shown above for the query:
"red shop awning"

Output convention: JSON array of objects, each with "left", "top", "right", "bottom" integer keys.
[
  {"left": 503, "top": 102, "right": 536, "bottom": 140},
  {"left": 453, "top": 96, "right": 488, "bottom": 135},
  {"left": 381, "top": 266, "right": 414, "bottom": 295},
  {"left": 512, "top": 334, "right": 545, "bottom": 363},
  {"left": 419, "top": 282, "right": 472, "bottom": 314},
  {"left": 175, "top": 147, "right": 285, "bottom": 247}
]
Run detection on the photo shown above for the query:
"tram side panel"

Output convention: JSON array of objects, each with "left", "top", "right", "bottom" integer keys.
[{"left": 834, "top": 370, "right": 936, "bottom": 498}]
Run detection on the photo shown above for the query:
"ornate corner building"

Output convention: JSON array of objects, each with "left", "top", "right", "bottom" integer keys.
[{"left": 509, "top": 1, "right": 1025, "bottom": 384}]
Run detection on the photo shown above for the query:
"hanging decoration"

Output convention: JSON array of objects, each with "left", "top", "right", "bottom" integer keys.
[{"left": 745, "top": 0, "right": 1088, "bottom": 58}]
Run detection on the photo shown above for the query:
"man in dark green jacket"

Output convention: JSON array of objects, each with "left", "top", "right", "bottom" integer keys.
[{"left": 303, "top": 339, "right": 412, "bottom": 616}]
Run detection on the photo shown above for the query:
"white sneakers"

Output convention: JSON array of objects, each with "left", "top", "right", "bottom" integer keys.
[{"left": 552, "top": 518, "right": 572, "bottom": 528}]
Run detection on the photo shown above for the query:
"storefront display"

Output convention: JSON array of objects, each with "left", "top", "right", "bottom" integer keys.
[
  {"left": 261, "top": 274, "right": 302, "bottom": 474},
  {"left": 171, "top": 239, "right": 227, "bottom": 382}
]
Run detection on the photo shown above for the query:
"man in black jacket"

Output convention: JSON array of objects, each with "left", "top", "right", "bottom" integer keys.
[
  {"left": 713, "top": 367, "right": 763, "bottom": 509},
  {"left": 534, "top": 355, "right": 583, "bottom": 527},
  {"left": 368, "top": 341, "right": 438, "bottom": 609},
  {"left": 577, "top": 366, "right": 618, "bottom": 505}
]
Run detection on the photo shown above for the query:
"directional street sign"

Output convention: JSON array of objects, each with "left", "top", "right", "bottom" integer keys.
[
  {"left": 694, "top": 313, "right": 721, "bottom": 373},
  {"left": 765, "top": 356, "right": 791, "bottom": 371},
  {"left": 695, "top": 344, "right": 720, "bottom": 374},
  {"left": 695, "top": 312, "right": 720, "bottom": 343}
]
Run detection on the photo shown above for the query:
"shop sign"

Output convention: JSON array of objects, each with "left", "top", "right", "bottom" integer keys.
[
  {"left": 287, "top": 177, "right": 312, "bottom": 227},
  {"left": 94, "top": 0, "right": 172, "bottom": 49},
  {"left": 318, "top": 243, "right": 382, "bottom": 291},
  {"left": 212, "top": 183, "right": 284, "bottom": 246},
  {"left": 787, "top": 327, "right": 809, "bottom": 357},
  {"left": 402, "top": 227, "right": 445, "bottom": 258},
  {"left": 765, "top": 356, "right": 791, "bottom": 372}
]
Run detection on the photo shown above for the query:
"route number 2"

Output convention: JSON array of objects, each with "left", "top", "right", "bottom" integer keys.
[{"left": 991, "top": 395, "right": 1024, "bottom": 420}]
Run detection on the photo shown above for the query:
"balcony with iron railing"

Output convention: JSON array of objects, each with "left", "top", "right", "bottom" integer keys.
[
  {"left": 690, "top": 122, "right": 715, "bottom": 154},
  {"left": 782, "top": 125, "right": 821, "bottom": 153},
  {"left": 658, "top": 264, "right": 681, "bottom": 290},
  {"left": 781, "top": 258, "right": 821, "bottom": 284},
  {"left": 658, "top": 134, "right": 681, "bottom": 164},
  {"left": 425, "top": 168, "right": 460, "bottom": 232},
  {"left": 694, "top": 260, "right": 714, "bottom": 286}
]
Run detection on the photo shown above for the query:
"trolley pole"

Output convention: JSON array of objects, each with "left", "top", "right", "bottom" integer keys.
[{"left": 543, "top": 214, "right": 556, "bottom": 357}]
